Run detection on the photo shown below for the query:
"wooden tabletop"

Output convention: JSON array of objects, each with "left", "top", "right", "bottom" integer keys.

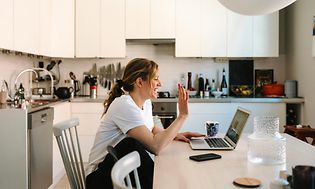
[{"left": 153, "top": 134, "right": 315, "bottom": 189}]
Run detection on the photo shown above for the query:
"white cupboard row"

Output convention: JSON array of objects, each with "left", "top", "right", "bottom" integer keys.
[
  {"left": 0, "top": 0, "right": 278, "bottom": 58},
  {"left": 176, "top": 0, "right": 279, "bottom": 57},
  {"left": 0, "top": 0, "right": 74, "bottom": 57}
]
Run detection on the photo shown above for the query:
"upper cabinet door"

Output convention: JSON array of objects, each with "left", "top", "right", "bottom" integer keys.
[
  {"left": 175, "top": 0, "right": 201, "bottom": 57},
  {"left": 125, "top": 0, "right": 150, "bottom": 39},
  {"left": 151, "top": 0, "right": 175, "bottom": 39},
  {"left": 227, "top": 11, "right": 253, "bottom": 57},
  {"left": 39, "top": 0, "right": 52, "bottom": 56},
  {"left": 51, "top": 0, "right": 75, "bottom": 58},
  {"left": 201, "top": 0, "right": 227, "bottom": 57},
  {"left": 0, "top": 0, "right": 14, "bottom": 50},
  {"left": 76, "top": 0, "right": 100, "bottom": 58},
  {"left": 253, "top": 12, "right": 279, "bottom": 57},
  {"left": 100, "top": 0, "right": 125, "bottom": 58},
  {"left": 14, "top": 0, "right": 40, "bottom": 54}
]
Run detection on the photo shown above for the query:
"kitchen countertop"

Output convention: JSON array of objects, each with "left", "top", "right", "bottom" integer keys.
[
  {"left": 0, "top": 96, "right": 304, "bottom": 113},
  {"left": 0, "top": 98, "right": 70, "bottom": 113},
  {"left": 71, "top": 95, "right": 304, "bottom": 104}
]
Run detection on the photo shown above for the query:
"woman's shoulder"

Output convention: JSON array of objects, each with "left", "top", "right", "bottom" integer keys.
[{"left": 111, "top": 95, "right": 135, "bottom": 108}]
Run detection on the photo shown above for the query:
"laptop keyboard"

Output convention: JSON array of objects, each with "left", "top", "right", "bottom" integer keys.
[{"left": 205, "top": 138, "right": 230, "bottom": 148}]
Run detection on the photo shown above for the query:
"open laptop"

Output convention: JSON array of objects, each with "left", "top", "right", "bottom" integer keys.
[{"left": 190, "top": 107, "right": 251, "bottom": 150}]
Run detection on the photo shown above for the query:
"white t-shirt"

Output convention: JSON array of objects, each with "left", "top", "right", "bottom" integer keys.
[{"left": 85, "top": 95, "right": 154, "bottom": 176}]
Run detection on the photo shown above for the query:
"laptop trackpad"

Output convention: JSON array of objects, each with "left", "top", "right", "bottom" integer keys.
[{"left": 190, "top": 138, "right": 209, "bottom": 150}]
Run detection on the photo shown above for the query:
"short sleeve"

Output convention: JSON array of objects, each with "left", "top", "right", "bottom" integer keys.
[{"left": 108, "top": 97, "right": 147, "bottom": 134}]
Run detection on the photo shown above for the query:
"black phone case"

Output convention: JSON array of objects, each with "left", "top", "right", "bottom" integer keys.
[{"left": 189, "top": 153, "right": 222, "bottom": 162}]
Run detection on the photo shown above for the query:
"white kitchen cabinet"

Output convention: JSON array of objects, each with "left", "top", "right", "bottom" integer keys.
[
  {"left": 0, "top": 0, "right": 14, "bottom": 50},
  {"left": 150, "top": 0, "right": 175, "bottom": 39},
  {"left": 175, "top": 0, "right": 201, "bottom": 57},
  {"left": 39, "top": 0, "right": 52, "bottom": 56},
  {"left": 125, "top": 0, "right": 150, "bottom": 39},
  {"left": 180, "top": 102, "right": 286, "bottom": 134},
  {"left": 227, "top": 10, "right": 253, "bottom": 57},
  {"left": 14, "top": 0, "right": 40, "bottom": 54},
  {"left": 51, "top": 102, "right": 71, "bottom": 187},
  {"left": 51, "top": 0, "right": 75, "bottom": 58},
  {"left": 201, "top": 0, "right": 227, "bottom": 57},
  {"left": 100, "top": 0, "right": 126, "bottom": 58},
  {"left": 126, "top": 0, "right": 175, "bottom": 39},
  {"left": 76, "top": 0, "right": 100, "bottom": 58},
  {"left": 71, "top": 102, "right": 103, "bottom": 162},
  {"left": 253, "top": 12, "right": 279, "bottom": 57},
  {"left": 75, "top": 0, "right": 125, "bottom": 58}
]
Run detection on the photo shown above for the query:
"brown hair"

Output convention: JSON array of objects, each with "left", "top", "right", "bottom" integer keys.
[{"left": 102, "top": 58, "right": 159, "bottom": 115}]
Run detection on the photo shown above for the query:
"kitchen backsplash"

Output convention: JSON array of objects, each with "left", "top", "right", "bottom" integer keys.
[{"left": 0, "top": 44, "right": 285, "bottom": 97}]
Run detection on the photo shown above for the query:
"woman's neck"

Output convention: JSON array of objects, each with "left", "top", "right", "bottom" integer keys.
[{"left": 129, "top": 92, "right": 146, "bottom": 110}]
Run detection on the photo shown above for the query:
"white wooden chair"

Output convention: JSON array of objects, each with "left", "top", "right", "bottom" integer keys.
[
  {"left": 111, "top": 151, "right": 141, "bottom": 189},
  {"left": 53, "top": 118, "right": 86, "bottom": 189}
]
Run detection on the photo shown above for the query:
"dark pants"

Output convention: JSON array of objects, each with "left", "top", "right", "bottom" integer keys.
[{"left": 86, "top": 137, "right": 154, "bottom": 189}]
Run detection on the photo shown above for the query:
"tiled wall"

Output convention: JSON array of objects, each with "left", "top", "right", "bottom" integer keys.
[{"left": 0, "top": 44, "right": 285, "bottom": 97}]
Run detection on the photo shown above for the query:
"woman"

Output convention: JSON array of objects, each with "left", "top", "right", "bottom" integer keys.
[{"left": 86, "top": 58, "right": 203, "bottom": 189}]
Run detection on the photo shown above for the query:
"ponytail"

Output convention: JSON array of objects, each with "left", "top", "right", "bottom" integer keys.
[
  {"left": 102, "top": 58, "right": 158, "bottom": 116},
  {"left": 102, "top": 80, "right": 125, "bottom": 116}
]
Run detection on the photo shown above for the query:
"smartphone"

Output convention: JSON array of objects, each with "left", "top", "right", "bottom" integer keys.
[{"left": 189, "top": 153, "right": 222, "bottom": 162}]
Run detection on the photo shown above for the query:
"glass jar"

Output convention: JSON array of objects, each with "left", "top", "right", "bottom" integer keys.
[{"left": 248, "top": 116, "right": 286, "bottom": 164}]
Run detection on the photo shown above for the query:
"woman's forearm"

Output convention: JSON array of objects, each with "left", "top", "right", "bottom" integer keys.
[{"left": 151, "top": 114, "right": 187, "bottom": 154}]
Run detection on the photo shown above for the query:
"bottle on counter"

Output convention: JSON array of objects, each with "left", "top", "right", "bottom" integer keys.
[
  {"left": 220, "top": 68, "right": 228, "bottom": 96},
  {"left": 198, "top": 74, "right": 205, "bottom": 97},
  {"left": 187, "top": 72, "right": 193, "bottom": 90},
  {"left": 204, "top": 78, "right": 210, "bottom": 97},
  {"left": 211, "top": 79, "right": 216, "bottom": 95},
  {"left": 14, "top": 83, "right": 25, "bottom": 108}
]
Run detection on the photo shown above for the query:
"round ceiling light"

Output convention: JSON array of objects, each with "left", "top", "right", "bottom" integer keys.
[{"left": 217, "top": 0, "right": 297, "bottom": 15}]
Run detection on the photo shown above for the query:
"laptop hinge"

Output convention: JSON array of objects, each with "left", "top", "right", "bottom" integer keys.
[{"left": 224, "top": 136, "right": 236, "bottom": 148}]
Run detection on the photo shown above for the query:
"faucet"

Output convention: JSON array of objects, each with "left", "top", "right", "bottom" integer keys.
[{"left": 14, "top": 68, "right": 54, "bottom": 100}]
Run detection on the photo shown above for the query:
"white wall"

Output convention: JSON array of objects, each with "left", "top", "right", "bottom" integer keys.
[
  {"left": 285, "top": 0, "right": 315, "bottom": 125},
  {"left": 0, "top": 53, "right": 35, "bottom": 97},
  {"left": 59, "top": 44, "right": 286, "bottom": 97},
  {"left": 0, "top": 45, "right": 286, "bottom": 98}
]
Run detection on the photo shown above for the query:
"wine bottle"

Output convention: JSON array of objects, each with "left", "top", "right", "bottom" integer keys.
[
  {"left": 187, "top": 72, "right": 193, "bottom": 90},
  {"left": 198, "top": 74, "right": 204, "bottom": 97},
  {"left": 220, "top": 68, "right": 228, "bottom": 96},
  {"left": 204, "top": 78, "right": 210, "bottom": 97}
]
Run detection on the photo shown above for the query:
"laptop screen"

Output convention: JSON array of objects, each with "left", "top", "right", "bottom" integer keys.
[{"left": 225, "top": 108, "right": 250, "bottom": 144}]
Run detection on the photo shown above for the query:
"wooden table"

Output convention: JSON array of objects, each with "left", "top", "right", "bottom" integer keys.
[
  {"left": 284, "top": 125, "right": 315, "bottom": 145},
  {"left": 153, "top": 134, "right": 315, "bottom": 189}
]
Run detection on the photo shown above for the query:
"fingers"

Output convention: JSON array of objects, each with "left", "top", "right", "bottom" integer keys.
[{"left": 178, "top": 83, "right": 188, "bottom": 101}]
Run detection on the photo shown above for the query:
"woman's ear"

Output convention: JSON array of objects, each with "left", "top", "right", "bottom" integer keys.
[{"left": 135, "top": 77, "right": 143, "bottom": 88}]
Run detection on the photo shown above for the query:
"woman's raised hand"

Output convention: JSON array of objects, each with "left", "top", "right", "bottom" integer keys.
[{"left": 177, "top": 84, "right": 188, "bottom": 117}]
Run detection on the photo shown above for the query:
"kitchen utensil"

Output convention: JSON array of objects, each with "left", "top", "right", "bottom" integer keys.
[
  {"left": 116, "top": 62, "right": 122, "bottom": 79},
  {"left": 263, "top": 83, "right": 284, "bottom": 97},
  {"left": 47, "top": 61, "right": 56, "bottom": 71},
  {"left": 158, "top": 91, "right": 170, "bottom": 98},
  {"left": 54, "top": 87, "right": 73, "bottom": 99},
  {"left": 107, "top": 64, "right": 112, "bottom": 90},
  {"left": 69, "top": 72, "right": 76, "bottom": 80}
]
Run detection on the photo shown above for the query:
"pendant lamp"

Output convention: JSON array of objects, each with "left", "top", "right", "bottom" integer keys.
[{"left": 217, "top": 0, "right": 296, "bottom": 15}]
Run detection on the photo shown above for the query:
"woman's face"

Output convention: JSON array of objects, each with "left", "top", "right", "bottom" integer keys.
[{"left": 143, "top": 69, "right": 161, "bottom": 99}]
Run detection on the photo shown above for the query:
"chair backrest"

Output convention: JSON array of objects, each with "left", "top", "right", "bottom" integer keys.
[
  {"left": 111, "top": 151, "right": 141, "bottom": 189},
  {"left": 107, "top": 145, "right": 119, "bottom": 162},
  {"left": 53, "top": 118, "right": 85, "bottom": 189}
]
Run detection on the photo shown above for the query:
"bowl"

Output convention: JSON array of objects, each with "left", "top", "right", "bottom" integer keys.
[
  {"left": 187, "top": 90, "right": 197, "bottom": 97},
  {"left": 211, "top": 91, "right": 223, "bottom": 98},
  {"left": 230, "top": 85, "right": 253, "bottom": 97}
]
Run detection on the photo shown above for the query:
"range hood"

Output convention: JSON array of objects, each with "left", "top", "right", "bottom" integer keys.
[{"left": 126, "top": 39, "right": 175, "bottom": 45}]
